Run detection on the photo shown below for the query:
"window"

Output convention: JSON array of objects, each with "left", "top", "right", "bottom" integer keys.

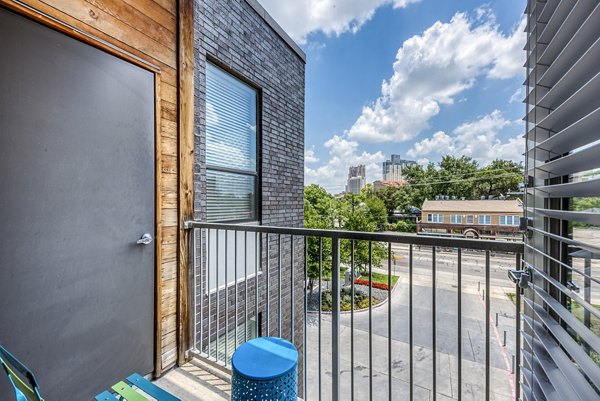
[
  {"left": 466, "top": 215, "right": 474, "bottom": 224},
  {"left": 500, "top": 215, "right": 521, "bottom": 226},
  {"left": 427, "top": 213, "right": 444, "bottom": 223},
  {"left": 206, "top": 63, "right": 258, "bottom": 222},
  {"left": 450, "top": 214, "right": 462, "bottom": 224},
  {"left": 478, "top": 215, "right": 491, "bottom": 225},
  {"left": 207, "top": 317, "right": 257, "bottom": 364},
  {"left": 206, "top": 229, "right": 259, "bottom": 292}
]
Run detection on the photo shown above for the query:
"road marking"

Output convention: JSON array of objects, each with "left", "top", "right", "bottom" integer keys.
[{"left": 477, "top": 293, "right": 516, "bottom": 401}]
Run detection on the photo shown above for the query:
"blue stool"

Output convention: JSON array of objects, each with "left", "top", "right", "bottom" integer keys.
[{"left": 231, "top": 337, "right": 298, "bottom": 401}]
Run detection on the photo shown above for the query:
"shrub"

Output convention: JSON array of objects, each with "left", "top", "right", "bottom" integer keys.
[
  {"left": 357, "top": 298, "right": 371, "bottom": 309},
  {"left": 396, "top": 220, "right": 416, "bottom": 233}
]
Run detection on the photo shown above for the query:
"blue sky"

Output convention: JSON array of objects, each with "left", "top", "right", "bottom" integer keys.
[{"left": 260, "top": 0, "right": 527, "bottom": 192}]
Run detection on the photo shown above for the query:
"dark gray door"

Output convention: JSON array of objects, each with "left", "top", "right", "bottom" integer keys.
[{"left": 0, "top": 7, "right": 155, "bottom": 401}]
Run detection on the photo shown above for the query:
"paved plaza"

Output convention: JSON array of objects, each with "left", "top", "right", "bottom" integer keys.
[{"left": 306, "top": 246, "right": 520, "bottom": 401}]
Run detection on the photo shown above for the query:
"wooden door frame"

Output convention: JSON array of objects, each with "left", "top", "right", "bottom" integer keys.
[{"left": 0, "top": 0, "right": 183, "bottom": 377}]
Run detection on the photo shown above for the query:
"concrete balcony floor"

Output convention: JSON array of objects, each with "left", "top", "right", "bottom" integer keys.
[{"left": 155, "top": 360, "right": 231, "bottom": 401}]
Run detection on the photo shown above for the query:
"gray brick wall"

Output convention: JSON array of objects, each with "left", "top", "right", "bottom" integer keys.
[{"left": 192, "top": 0, "right": 306, "bottom": 390}]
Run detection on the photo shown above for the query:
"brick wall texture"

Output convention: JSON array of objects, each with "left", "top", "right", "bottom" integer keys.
[{"left": 192, "top": 0, "right": 306, "bottom": 391}]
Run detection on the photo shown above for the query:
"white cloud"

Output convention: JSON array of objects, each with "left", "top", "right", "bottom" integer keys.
[
  {"left": 346, "top": 11, "right": 526, "bottom": 143},
  {"left": 305, "top": 147, "right": 320, "bottom": 163},
  {"left": 259, "top": 0, "right": 419, "bottom": 44},
  {"left": 304, "top": 135, "right": 385, "bottom": 192},
  {"left": 509, "top": 87, "right": 525, "bottom": 103},
  {"left": 407, "top": 110, "right": 524, "bottom": 164}
]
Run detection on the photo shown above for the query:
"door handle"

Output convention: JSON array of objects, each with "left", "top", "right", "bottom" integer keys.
[{"left": 137, "top": 233, "right": 153, "bottom": 245}]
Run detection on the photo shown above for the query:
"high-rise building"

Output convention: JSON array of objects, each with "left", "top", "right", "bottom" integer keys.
[
  {"left": 346, "top": 164, "right": 366, "bottom": 194},
  {"left": 382, "top": 154, "right": 416, "bottom": 182},
  {"left": 348, "top": 164, "right": 366, "bottom": 180}
]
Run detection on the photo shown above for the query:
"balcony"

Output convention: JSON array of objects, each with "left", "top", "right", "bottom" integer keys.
[{"left": 182, "top": 221, "right": 525, "bottom": 401}]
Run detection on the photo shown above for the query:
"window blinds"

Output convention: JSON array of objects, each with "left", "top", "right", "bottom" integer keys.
[
  {"left": 205, "top": 63, "right": 258, "bottom": 222},
  {"left": 523, "top": 1, "right": 600, "bottom": 400}
]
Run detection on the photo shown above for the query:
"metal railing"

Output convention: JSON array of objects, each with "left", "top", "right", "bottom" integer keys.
[{"left": 185, "top": 221, "right": 524, "bottom": 401}]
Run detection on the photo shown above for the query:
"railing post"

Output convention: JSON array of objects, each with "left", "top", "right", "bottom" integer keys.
[
  {"left": 331, "top": 237, "right": 341, "bottom": 401},
  {"left": 515, "top": 252, "right": 522, "bottom": 400}
]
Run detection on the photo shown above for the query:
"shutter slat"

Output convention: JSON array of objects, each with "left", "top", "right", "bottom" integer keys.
[
  {"left": 526, "top": 107, "right": 600, "bottom": 161},
  {"left": 528, "top": 207, "right": 600, "bottom": 225},
  {"left": 520, "top": 344, "right": 559, "bottom": 401},
  {"left": 538, "top": 6, "right": 600, "bottom": 89},
  {"left": 525, "top": 71, "right": 600, "bottom": 130},
  {"left": 528, "top": 177, "right": 600, "bottom": 198},
  {"left": 520, "top": 330, "right": 585, "bottom": 401},
  {"left": 530, "top": 226, "right": 600, "bottom": 254},
  {"left": 537, "top": 0, "right": 560, "bottom": 25},
  {"left": 537, "top": 36, "right": 600, "bottom": 110},
  {"left": 523, "top": 299, "right": 600, "bottom": 391},
  {"left": 538, "top": 0, "right": 597, "bottom": 66},
  {"left": 527, "top": 140, "right": 600, "bottom": 178},
  {"left": 521, "top": 322, "right": 599, "bottom": 401},
  {"left": 529, "top": 286, "right": 600, "bottom": 356},
  {"left": 524, "top": 260, "right": 600, "bottom": 319}
]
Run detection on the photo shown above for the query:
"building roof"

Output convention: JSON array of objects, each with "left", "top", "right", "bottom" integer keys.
[
  {"left": 421, "top": 199, "right": 523, "bottom": 213},
  {"left": 373, "top": 180, "right": 406, "bottom": 188}
]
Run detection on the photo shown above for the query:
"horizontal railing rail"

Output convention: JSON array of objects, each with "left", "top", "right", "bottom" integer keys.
[
  {"left": 184, "top": 221, "right": 524, "bottom": 253},
  {"left": 185, "top": 220, "right": 524, "bottom": 401}
]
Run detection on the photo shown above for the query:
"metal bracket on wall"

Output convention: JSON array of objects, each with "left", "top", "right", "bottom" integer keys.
[{"left": 508, "top": 269, "right": 531, "bottom": 294}]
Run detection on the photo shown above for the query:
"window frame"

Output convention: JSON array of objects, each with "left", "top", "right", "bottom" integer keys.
[
  {"left": 466, "top": 215, "right": 474, "bottom": 224},
  {"left": 499, "top": 215, "right": 520, "bottom": 226},
  {"left": 478, "top": 215, "right": 491, "bottom": 225},
  {"left": 427, "top": 213, "right": 444, "bottom": 223},
  {"left": 450, "top": 214, "right": 463, "bottom": 224},
  {"left": 205, "top": 59, "right": 262, "bottom": 224},
  {"left": 512, "top": 215, "right": 521, "bottom": 226}
]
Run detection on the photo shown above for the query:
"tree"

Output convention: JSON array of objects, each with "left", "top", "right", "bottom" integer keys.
[
  {"left": 398, "top": 156, "right": 523, "bottom": 208},
  {"left": 473, "top": 159, "right": 523, "bottom": 199},
  {"left": 572, "top": 197, "right": 600, "bottom": 227},
  {"left": 364, "top": 196, "right": 387, "bottom": 230},
  {"left": 437, "top": 156, "right": 479, "bottom": 199},
  {"left": 337, "top": 196, "right": 387, "bottom": 274},
  {"left": 304, "top": 185, "right": 334, "bottom": 293},
  {"left": 376, "top": 186, "right": 400, "bottom": 217}
]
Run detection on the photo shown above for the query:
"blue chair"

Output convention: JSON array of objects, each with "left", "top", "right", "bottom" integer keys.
[
  {"left": 1, "top": 345, "right": 178, "bottom": 401},
  {"left": 0, "top": 346, "right": 44, "bottom": 401},
  {"left": 231, "top": 337, "right": 298, "bottom": 401}
]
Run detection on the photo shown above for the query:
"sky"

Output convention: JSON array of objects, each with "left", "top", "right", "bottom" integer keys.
[{"left": 260, "top": 0, "right": 528, "bottom": 193}]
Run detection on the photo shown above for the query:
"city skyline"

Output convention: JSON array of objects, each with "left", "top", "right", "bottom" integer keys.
[{"left": 260, "top": 0, "right": 526, "bottom": 193}]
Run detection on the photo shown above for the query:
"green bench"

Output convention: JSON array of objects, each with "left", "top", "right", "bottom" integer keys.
[{"left": 95, "top": 373, "right": 181, "bottom": 401}]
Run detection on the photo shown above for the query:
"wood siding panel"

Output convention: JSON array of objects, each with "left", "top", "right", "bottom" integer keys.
[
  {"left": 121, "top": 0, "right": 176, "bottom": 33},
  {"left": 177, "top": 0, "right": 194, "bottom": 365},
  {"left": 2, "top": 0, "right": 187, "bottom": 375},
  {"left": 84, "top": 0, "right": 176, "bottom": 49},
  {"left": 38, "top": 0, "right": 176, "bottom": 67}
]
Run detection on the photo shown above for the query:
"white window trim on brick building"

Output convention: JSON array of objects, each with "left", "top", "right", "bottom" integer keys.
[
  {"left": 450, "top": 214, "right": 463, "bottom": 224},
  {"left": 427, "top": 213, "right": 444, "bottom": 223}
]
